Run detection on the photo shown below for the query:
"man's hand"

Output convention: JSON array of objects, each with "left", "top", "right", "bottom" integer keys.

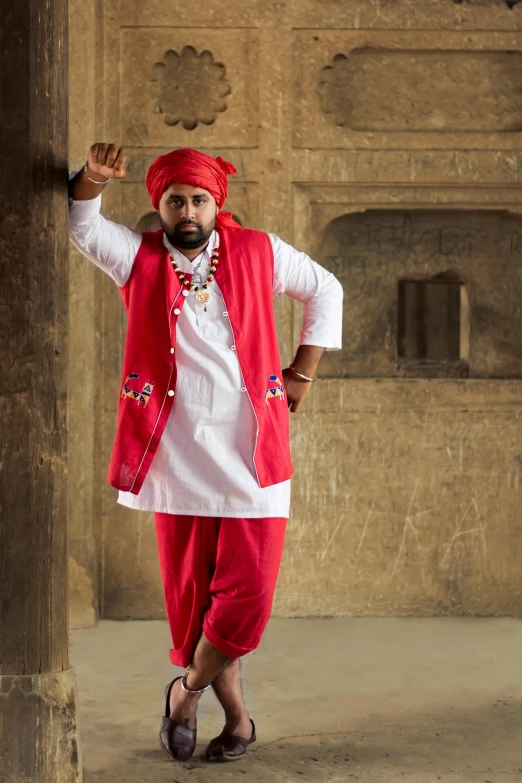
[
  {"left": 86, "top": 143, "right": 127, "bottom": 180},
  {"left": 282, "top": 368, "right": 313, "bottom": 413},
  {"left": 70, "top": 143, "right": 127, "bottom": 201},
  {"left": 282, "top": 345, "right": 326, "bottom": 413}
]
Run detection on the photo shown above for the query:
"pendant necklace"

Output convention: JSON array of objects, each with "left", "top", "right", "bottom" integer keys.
[
  {"left": 191, "top": 257, "right": 204, "bottom": 286},
  {"left": 170, "top": 246, "right": 219, "bottom": 308}
]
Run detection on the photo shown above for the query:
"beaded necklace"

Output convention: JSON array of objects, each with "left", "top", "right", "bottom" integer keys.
[{"left": 170, "top": 246, "right": 219, "bottom": 306}]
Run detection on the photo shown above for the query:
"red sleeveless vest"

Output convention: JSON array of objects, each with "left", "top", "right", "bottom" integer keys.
[{"left": 108, "top": 227, "right": 294, "bottom": 494}]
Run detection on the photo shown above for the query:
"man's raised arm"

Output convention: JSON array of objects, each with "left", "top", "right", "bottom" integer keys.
[{"left": 69, "top": 143, "right": 141, "bottom": 287}]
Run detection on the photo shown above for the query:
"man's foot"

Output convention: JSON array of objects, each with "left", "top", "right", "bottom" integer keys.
[
  {"left": 223, "top": 715, "right": 253, "bottom": 739},
  {"left": 205, "top": 718, "right": 256, "bottom": 760},
  {"left": 168, "top": 676, "right": 200, "bottom": 729},
  {"left": 159, "top": 676, "right": 201, "bottom": 762}
]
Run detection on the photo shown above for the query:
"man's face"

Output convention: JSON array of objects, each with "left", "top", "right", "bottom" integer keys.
[{"left": 159, "top": 183, "right": 218, "bottom": 250}]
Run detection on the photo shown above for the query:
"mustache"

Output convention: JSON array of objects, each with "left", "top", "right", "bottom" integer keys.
[{"left": 175, "top": 220, "right": 202, "bottom": 229}]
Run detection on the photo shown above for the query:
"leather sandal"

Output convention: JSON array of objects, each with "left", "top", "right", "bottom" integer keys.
[
  {"left": 159, "top": 676, "right": 197, "bottom": 762},
  {"left": 205, "top": 718, "right": 256, "bottom": 761}
]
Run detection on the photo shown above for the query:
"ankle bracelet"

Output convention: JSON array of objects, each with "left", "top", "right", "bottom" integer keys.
[{"left": 181, "top": 669, "right": 211, "bottom": 694}]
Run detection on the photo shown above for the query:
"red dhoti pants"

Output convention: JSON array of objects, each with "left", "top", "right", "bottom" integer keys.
[{"left": 154, "top": 514, "right": 287, "bottom": 667}]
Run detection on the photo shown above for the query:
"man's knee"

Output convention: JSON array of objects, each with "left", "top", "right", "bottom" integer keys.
[{"left": 204, "top": 587, "right": 276, "bottom": 654}]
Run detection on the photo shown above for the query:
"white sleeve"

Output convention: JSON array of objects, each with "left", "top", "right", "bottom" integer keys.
[
  {"left": 68, "top": 175, "right": 142, "bottom": 287},
  {"left": 269, "top": 233, "right": 343, "bottom": 351}
]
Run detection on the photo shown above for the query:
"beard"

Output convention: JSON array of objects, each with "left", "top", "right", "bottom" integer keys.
[{"left": 160, "top": 215, "right": 216, "bottom": 250}]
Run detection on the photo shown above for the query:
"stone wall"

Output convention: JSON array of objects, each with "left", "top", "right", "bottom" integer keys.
[
  {"left": 282, "top": 379, "right": 522, "bottom": 615},
  {"left": 68, "top": 0, "right": 522, "bottom": 625}
]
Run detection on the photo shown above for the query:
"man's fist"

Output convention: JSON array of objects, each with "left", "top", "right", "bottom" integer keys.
[{"left": 86, "top": 143, "right": 127, "bottom": 180}]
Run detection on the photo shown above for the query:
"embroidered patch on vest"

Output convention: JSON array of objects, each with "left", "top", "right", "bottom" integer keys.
[
  {"left": 121, "top": 373, "right": 154, "bottom": 406},
  {"left": 265, "top": 374, "right": 285, "bottom": 403}
]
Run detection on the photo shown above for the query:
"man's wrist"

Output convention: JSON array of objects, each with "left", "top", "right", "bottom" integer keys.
[
  {"left": 82, "top": 163, "right": 111, "bottom": 185},
  {"left": 289, "top": 366, "right": 315, "bottom": 382},
  {"left": 68, "top": 167, "right": 109, "bottom": 201},
  {"left": 290, "top": 345, "right": 326, "bottom": 380}
]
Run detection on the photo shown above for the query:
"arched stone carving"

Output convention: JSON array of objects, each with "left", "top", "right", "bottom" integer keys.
[
  {"left": 136, "top": 211, "right": 243, "bottom": 232},
  {"left": 151, "top": 45, "right": 231, "bottom": 131},
  {"left": 135, "top": 211, "right": 161, "bottom": 232}
]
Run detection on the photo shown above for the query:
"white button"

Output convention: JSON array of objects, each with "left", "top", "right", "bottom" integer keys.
[
  {"left": 231, "top": 345, "right": 236, "bottom": 351},
  {"left": 223, "top": 311, "right": 229, "bottom": 316},
  {"left": 173, "top": 308, "right": 181, "bottom": 315},
  {"left": 241, "top": 387, "right": 247, "bottom": 392},
  {"left": 182, "top": 290, "right": 189, "bottom": 297},
  {"left": 170, "top": 347, "right": 175, "bottom": 354},
  {"left": 167, "top": 390, "right": 175, "bottom": 397}
]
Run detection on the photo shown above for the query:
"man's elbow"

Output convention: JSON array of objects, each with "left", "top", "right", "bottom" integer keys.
[{"left": 330, "top": 275, "right": 344, "bottom": 302}]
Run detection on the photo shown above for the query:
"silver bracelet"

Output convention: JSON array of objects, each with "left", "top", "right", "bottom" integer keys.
[
  {"left": 289, "top": 365, "right": 315, "bottom": 382},
  {"left": 84, "top": 161, "right": 111, "bottom": 185}
]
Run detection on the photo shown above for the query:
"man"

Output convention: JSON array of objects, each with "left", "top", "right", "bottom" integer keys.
[{"left": 69, "top": 143, "right": 342, "bottom": 762}]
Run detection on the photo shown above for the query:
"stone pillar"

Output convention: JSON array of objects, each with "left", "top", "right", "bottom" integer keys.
[{"left": 0, "top": 1, "right": 82, "bottom": 781}]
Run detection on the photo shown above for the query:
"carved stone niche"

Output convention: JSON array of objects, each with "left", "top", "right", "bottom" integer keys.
[
  {"left": 293, "top": 30, "right": 522, "bottom": 149},
  {"left": 318, "top": 49, "right": 522, "bottom": 132},
  {"left": 315, "top": 209, "right": 522, "bottom": 380}
]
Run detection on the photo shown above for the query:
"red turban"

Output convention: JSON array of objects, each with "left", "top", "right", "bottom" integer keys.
[{"left": 145, "top": 148, "right": 241, "bottom": 230}]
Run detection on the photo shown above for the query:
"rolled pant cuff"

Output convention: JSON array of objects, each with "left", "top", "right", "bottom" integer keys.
[
  {"left": 203, "top": 617, "right": 255, "bottom": 661},
  {"left": 169, "top": 644, "right": 196, "bottom": 669}
]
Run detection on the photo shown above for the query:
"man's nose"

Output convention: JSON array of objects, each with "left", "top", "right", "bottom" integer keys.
[{"left": 181, "top": 202, "right": 195, "bottom": 220}]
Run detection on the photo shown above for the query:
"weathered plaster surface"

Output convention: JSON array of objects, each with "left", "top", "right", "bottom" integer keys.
[{"left": 277, "top": 379, "right": 522, "bottom": 616}]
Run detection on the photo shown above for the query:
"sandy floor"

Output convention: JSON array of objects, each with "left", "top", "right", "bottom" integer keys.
[{"left": 71, "top": 617, "right": 522, "bottom": 782}]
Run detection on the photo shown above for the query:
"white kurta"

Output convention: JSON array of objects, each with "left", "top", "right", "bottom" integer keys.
[{"left": 69, "top": 193, "right": 343, "bottom": 518}]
